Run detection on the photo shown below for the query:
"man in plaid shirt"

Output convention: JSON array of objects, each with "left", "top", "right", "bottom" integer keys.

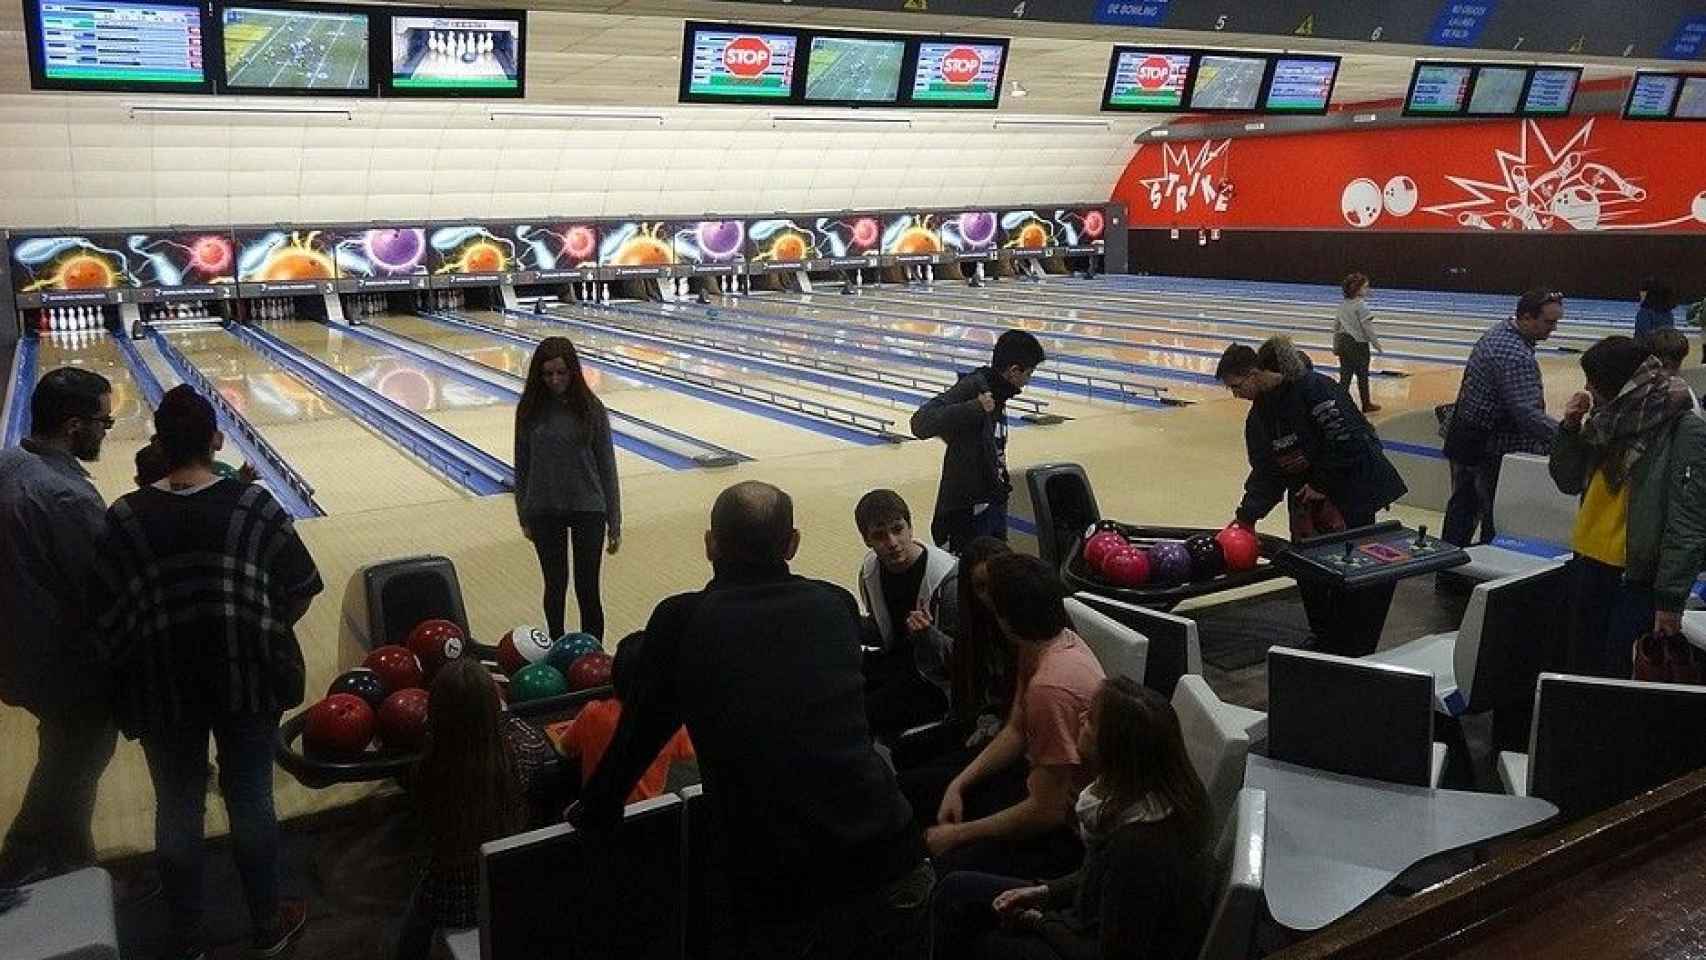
[{"left": 1442, "top": 289, "right": 1565, "bottom": 546}]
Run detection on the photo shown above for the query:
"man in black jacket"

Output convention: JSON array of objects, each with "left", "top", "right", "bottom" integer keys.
[
  {"left": 570, "top": 481, "right": 931, "bottom": 959},
  {"left": 1218, "top": 339, "right": 1408, "bottom": 655},
  {"left": 912, "top": 330, "right": 1046, "bottom": 555}
]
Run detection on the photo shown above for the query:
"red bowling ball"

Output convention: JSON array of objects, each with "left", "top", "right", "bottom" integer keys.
[
  {"left": 304, "top": 693, "right": 375, "bottom": 757},
  {"left": 566, "top": 651, "right": 614, "bottom": 692},
  {"left": 1102, "top": 546, "right": 1151, "bottom": 588},
  {"left": 377, "top": 688, "right": 430, "bottom": 751},
  {"left": 363, "top": 644, "right": 424, "bottom": 693},
  {"left": 1216, "top": 524, "right": 1261, "bottom": 573},
  {"left": 1083, "top": 530, "right": 1128, "bottom": 573},
  {"left": 407, "top": 618, "right": 466, "bottom": 678}
]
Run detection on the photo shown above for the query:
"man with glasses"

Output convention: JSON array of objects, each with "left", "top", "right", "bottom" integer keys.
[
  {"left": 1442, "top": 289, "right": 1565, "bottom": 546},
  {"left": 0, "top": 367, "right": 118, "bottom": 886}
]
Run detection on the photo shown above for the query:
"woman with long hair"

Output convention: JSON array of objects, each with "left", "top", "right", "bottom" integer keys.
[
  {"left": 393, "top": 659, "right": 555, "bottom": 959},
  {"left": 514, "top": 337, "right": 621, "bottom": 640},
  {"left": 931, "top": 677, "right": 1216, "bottom": 959},
  {"left": 947, "top": 536, "right": 1017, "bottom": 744}
]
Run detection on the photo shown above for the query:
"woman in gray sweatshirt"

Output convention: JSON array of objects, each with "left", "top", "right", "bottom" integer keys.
[{"left": 514, "top": 337, "right": 620, "bottom": 640}]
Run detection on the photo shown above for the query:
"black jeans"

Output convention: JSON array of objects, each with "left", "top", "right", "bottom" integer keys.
[
  {"left": 1566, "top": 555, "right": 1653, "bottom": 680},
  {"left": 713, "top": 862, "right": 934, "bottom": 960},
  {"left": 932, "top": 871, "right": 1064, "bottom": 960},
  {"left": 0, "top": 704, "right": 117, "bottom": 884},
  {"left": 899, "top": 748, "right": 1082, "bottom": 881},
  {"left": 1444, "top": 459, "right": 1502, "bottom": 547},
  {"left": 931, "top": 500, "right": 1009, "bottom": 557},
  {"left": 529, "top": 510, "right": 606, "bottom": 640},
  {"left": 864, "top": 647, "right": 949, "bottom": 742},
  {"left": 1337, "top": 337, "right": 1373, "bottom": 408}
]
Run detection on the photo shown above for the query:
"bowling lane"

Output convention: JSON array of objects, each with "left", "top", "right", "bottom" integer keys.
[
  {"left": 864, "top": 287, "right": 1470, "bottom": 369},
  {"left": 257, "top": 319, "right": 653, "bottom": 477},
  {"left": 469, "top": 308, "right": 919, "bottom": 436},
  {"left": 599, "top": 301, "right": 1107, "bottom": 421},
  {"left": 166, "top": 327, "right": 468, "bottom": 513},
  {"left": 33, "top": 332, "right": 156, "bottom": 502},
  {"left": 367, "top": 312, "right": 860, "bottom": 459},
  {"left": 709, "top": 293, "right": 1225, "bottom": 401}
]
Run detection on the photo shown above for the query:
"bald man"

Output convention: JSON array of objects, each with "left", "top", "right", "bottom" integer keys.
[{"left": 572, "top": 481, "right": 930, "bottom": 958}]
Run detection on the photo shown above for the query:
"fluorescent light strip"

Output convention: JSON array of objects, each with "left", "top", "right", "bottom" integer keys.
[
  {"left": 128, "top": 103, "right": 352, "bottom": 119},
  {"left": 487, "top": 109, "right": 664, "bottom": 123},
  {"left": 992, "top": 119, "right": 1110, "bottom": 130},
  {"left": 771, "top": 115, "right": 914, "bottom": 125}
]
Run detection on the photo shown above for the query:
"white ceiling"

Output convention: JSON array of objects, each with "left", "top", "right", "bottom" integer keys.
[{"left": 0, "top": 0, "right": 1674, "bottom": 112}]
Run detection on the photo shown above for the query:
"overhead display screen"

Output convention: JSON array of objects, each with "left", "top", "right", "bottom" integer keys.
[
  {"left": 680, "top": 22, "right": 799, "bottom": 103},
  {"left": 387, "top": 10, "right": 524, "bottom": 96},
  {"left": 1521, "top": 67, "right": 1579, "bottom": 116},
  {"left": 26, "top": 0, "right": 211, "bottom": 92},
  {"left": 1467, "top": 66, "right": 1526, "bottom": 115},
  {"left": 1625, "top": 73, "right": 1683, "bottom": 119},
  {"left": 10, "top": 234, "right": 131, "bottom": 293},
  {"left": 1262, "top": 56, "right": 1338, "bottom": 113},
  {"left": 910, "top": 40, "right": 1005, "bottom": 106},
  {"left": 1677, "top": 77, "right": 1706, "bottom": 119},
  {"left": 1188, "top": 54, "right": 1265, "bottom": 111},
  {"left": 219, "top": 3, "right": 373, "bottom": 94},
  {"left": 1405, "top": 63, "right": 1474, "bottom": 115},
  {"left": 1103, "top": 48, "right": 1192, "bottom": 111},
  {"left": 120, "top": 231, "right": 237, "bottom": 286},
  {"left": 235, "top": 228, "right": 338, "bottom": 283},
  {"left": 803, "top": 35, "right": 905, "bottom": 104}
]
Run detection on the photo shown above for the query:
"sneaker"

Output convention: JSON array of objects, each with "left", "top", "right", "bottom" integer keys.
[{"left": 251, "top": 898, "right": 307, "bottom": 957}]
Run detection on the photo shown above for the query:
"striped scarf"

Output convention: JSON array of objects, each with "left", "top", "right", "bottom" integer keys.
[{"left": 1579, "top": 357, "right": 1694, "bottom": 490}]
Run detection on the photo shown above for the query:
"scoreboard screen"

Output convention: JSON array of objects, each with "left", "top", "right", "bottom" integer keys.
[
  {"left": 1103, "top": 47, "right": 1193, "bottom": 111},
  {"left": 1625, "top": 72, "right": 1682, "bottom": 119},
  {"left": 26, "top": 0, "right": 211, "bottom": 93},
  {"left": 680, "top": 22, "right": 800, "bottom": 103},
  {"left": 1262, "top": 56, "right": 1338, "bottom": 114},
  {"left": 1405, "top": 63, "right": 1474, "bottom": 116},
  {"left": 910, "top": 39, "right": 1006, "bottom": 107},
  {"left": 1521, "top": 67, "right": 1580, "bottom": 116},
  {"left": 386, "top": 9, "right": 524, "bottom": 97}
]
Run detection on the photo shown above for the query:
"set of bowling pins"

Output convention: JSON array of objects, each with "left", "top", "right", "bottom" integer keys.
[
  {"left": 252, "top": 298, "right": 297, "bottom": 320},
  {"left": 38, "top": 306, "right": 103, "bottom": 332},
  {"left": 426, "top": 30, "right": 496, "bottom": 58},
  {"left": 904, "top": 264, "right": 935, "bottom": 286},
  {"left": 570, "top": 281, "right": 609, "bottom": 303},
  {"left": 148, "top": 302, "right": 213, "bottom": 322},
  {"left": 348, "top": 293, "right": 387, "bottom": 318},
  {"left": 421, "top": 290, "right": 464, "bottom": 310},
  {"left": 41, "top": 326, "right": 101, "bottom": 348}
]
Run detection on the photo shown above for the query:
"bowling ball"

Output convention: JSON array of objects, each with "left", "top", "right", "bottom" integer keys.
[
  {"left": 1083, "top": 530, "right": 1128, "bottom": 574},
  {"left": 376, "top": 688, "right": 430, "bottom": 751},
  {"left": 407, "top": 618, "right": 466, "bottom": 678},
  {"left": 459, "top": 242, "right": 505, "bottom": 274},
  {"left": 770, "top": 233, "right": 809, "bottom": 261},
  {"left": 545, "top": 633, "right": 602, "bottom": 674},
  {"left": 260, "top": 249, "right": 333, "bottom": 282},
  {"left": 1017, "top": 223, "right": 1049, "bottom": 249},
  {"left": 365, "top": 228, "right": 424, "bottom": 271},
  {"left": 497, "top": 625, "right": 554, "bottom": 677},
  {"left": 895, "top": 227, "right": 942, "bottom": 255},
  {"left": 510, "top": 662, "right": 569, "bottom": 703},
  {"left": 1102, "top": 547, "right": 1151, "bottom": 589},
  {"left": 326, "top": 667, "right": 388, "bottom": 710},
  {"left": 566, "top": 651, "right": 614, "bottom": 692},
  {"left": 697, "top": 221, "right": 745, "bottom": 259},
  {"left": 850, "top": 217, "right": 879, "bottom": 249},
  {"left": 1216, "top": 525, "right": 1261, "bottom": 573},
  {"left": 1184, "top": 534, "right": 1227, "bottom": 582},
  {"left": 613, "top": 236, "right": 673, "bottom": 267},
  {"left": 1149, "top": 542, "right": 1193, "bottom": 585},
  {"left": 563, "top": 225, "right": 596, "bottom": 261},
  {"left": 304, "top": 693, "right": 375, "bottom": 758},
  {"left": 959, "top": 211, "right": 997, "bottom": 247},
  {"left": 363, "top": 644, "right": 425, "bottom": 693},
  {"left": 60, "top": 254, "right": 113, "bottom": 290}
]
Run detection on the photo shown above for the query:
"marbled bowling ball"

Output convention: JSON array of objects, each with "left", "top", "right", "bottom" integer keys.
[
  {"left": 613, "top": 235, "right": 673, "bottom": 266},
  {"left": 1184, "top": 534, "right": 1226, "bottom": 582},
  {"left": 894, "top": 227, "right": 942, "bottom": 255},
  {"left": 59, "top": 254, "right": 112, "bottom": 289},
  {"left": 261, "top": 249, "right": 333, "bottom": 281},
  {"left": 959, "top": 211, "right": 997, "bottom": 247},
  {"left": 366, "top": 229, "right": 424, "bottom": 270},
  {"left": 1149, "top": 542, "right": 1193, "bottom": 585},
  {"left": 770, "top": 233, "right": 809, "bottom": 261},
  {"left": 697, "top": 221, "right": 745, "bottom": 258},
  {"left": 1017, "top": 223, "right": 1049, "bottom": 249},
  {"left": 850, "top": 217, "right": 879, "bottom": 249}
]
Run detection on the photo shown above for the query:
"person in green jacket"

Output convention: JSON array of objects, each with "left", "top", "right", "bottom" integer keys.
[{"left": 1550, "top": 335, "right": 1706, "bottom": 680}]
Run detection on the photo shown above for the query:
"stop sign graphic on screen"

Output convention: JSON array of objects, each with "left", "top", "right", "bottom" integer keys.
[
  {"left": 724, "top": 36, "right": 772, "bottom": 77},
  {"left": 941, "top": 47, "right": 982, "bottom": 84},
  {"left": 1136, "top": 56, "right": 1173, "bottom": 89}
]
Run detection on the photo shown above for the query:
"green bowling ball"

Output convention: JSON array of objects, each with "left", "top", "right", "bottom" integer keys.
[
  {"left": 212, "top": 460, "right": 240, "bottom": 480},
  {"left": 510, "top": 662, "right": 569, "bottom": 703}
]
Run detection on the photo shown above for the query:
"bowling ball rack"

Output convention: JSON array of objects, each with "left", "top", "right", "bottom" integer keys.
[
  {"left": 1061, "top": 523, "right": 1291, "bottom": 611},
  {"left": 276, "top": 640, "right": 611, "bottom": 789}
]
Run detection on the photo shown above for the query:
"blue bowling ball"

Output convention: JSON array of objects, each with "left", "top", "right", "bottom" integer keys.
[{"left": 545, "top": 632, "right": 602, "bottom": 673}]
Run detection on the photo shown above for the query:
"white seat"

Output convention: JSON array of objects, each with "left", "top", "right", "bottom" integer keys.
[
  {"left": 1431, "top": 743, "right": 1449, "bottom": 789},
  {"left": 1458, "top": 542, "right": 1570, "bottom": 582},
  {"left": 1367, "top": 561, "right": 1568, "bottom": 718},
  {"left": 1497, "top": 751, "right": 1529, "bottom": 797},
  {"left": 1451, "top": 453, "right": 1578, "bottom": 584},
  {"left": 0, "top": 867, "right": 119, "bottom": 960},
  {"left": 1196, "top": 788, "right": 1267, "bottom": 960},
  {"left": 1682, "top": 610, "right": 1706, "bottom": 652},
  {"left": 438, "top": 926, "right": 479, "bottom": 960},
  {"left": 1066, "top": 596, "right": 1148, "bottom": 686},
  {"left": 1172, "top": 675, "right": 1255, "bottom": 839}
]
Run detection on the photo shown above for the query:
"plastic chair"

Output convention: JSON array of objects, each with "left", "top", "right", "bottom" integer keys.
[
  {"left": 1172, "top": 675, "right": 1256, "bottom": 840},
  {"left": 1196, "top": 788, "right": 1268, "bottom": 960}
]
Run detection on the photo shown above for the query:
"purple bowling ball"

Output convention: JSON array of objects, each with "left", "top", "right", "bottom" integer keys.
[
  {"left": 697, "top": 220, "right": 745, "bottom": 259},
  {"left": 366, "top": 228, "right": 425, "bottom": 272},
  {"left": 1149, "top": 541, "right": 1193, "bottom": 585},
  {"left": 959, "top": 211, "right": 997, "bottom": 247}
]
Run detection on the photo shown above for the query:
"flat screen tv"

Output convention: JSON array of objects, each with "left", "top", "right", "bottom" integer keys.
[{"left": 24, "top": 0, "right": 213, "bottom": 93}]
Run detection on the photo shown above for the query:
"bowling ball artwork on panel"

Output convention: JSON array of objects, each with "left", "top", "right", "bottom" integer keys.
[
  {"left": 999, "top": 211, "right": 1053, "bottom": 252},
  {"left": 304, "top": 694, "right": 376, "bottom": 758},
  {"left": 672, "top": 220, "right": 746, "bottom": 265},
  {"left": 601, "top": 222, "right": 677, "bottom": 267},
  {"left": 9, "top": 235, "right": 129, "bottom": 293},
  {"left": 950, "top": 211, "right": 998, "bottom": 252},
  {"left": 333, "top": 227, "right": 428, "bottom": 278},
  {"left": 429, "top": 226, "right": 516, "bottom": 276},
  {"left": 119, "top": 231, "right": 237, "bottom": 287},
  {"left": 235, "top": 229, "right": 337, "bottom": 284}
]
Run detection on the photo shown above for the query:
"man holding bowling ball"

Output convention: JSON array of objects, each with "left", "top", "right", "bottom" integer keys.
[{"left": 1217, "top": 338, "right": 1408, "bottom": 655}]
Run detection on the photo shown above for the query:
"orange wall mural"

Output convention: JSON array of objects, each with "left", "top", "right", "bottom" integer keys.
[{"left": 1113, "top": 116, "right": 1706, "bottom": 234}]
